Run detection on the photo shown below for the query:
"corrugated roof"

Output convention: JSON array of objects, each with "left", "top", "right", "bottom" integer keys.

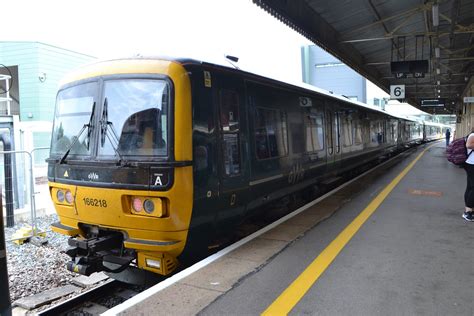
[{"left": 253, "top": 0, "right": 474, "bottom": 115}]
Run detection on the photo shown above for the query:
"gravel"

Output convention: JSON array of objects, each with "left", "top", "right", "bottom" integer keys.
[{"left": 3, "top": 214, "right": 76, "bottom": 302}]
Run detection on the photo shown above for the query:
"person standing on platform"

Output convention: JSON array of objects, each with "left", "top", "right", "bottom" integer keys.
[
  {"left": 463, "top": 128, "right": 474, "bottom": 222},
  {"left": 445, "top": 129, "right": 451, "bottom": 146}
]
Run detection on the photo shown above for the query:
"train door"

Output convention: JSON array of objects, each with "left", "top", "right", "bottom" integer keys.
[
  {"left": 325, "top": 103, "right": 342, "bottom": 174},
  {"left": 215, "top": 76, "right": 249, "bottom": 230}
]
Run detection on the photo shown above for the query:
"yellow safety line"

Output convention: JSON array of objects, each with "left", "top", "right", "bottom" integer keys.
[{"left": 262, "top": 144, "right": 436, "bottom": 316}]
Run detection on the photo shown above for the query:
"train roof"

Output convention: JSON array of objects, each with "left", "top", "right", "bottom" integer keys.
[
  {"left": 64, "top": 55, "right": 428, "bottom": 123},
  {"left": 172, "top": 57, "right": 428, "bottom": 123}
]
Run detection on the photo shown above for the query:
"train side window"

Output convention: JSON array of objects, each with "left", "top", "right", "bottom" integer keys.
[
  {"left": 352, "top": 119, "right": 362, "bottom": 145},
  {"left": 391, "top": 121, "right": 397, "bottom": 141},
  {"left": 255, "top": 107, "right": 288, "bottom": 160},
  {"left": 219, "top": 90, "right": 241, "bottom": 176},
  {"left": 305, "top": 114, "right": 324, "bottom": 152},
  {"left": 370, "top": 120, "right": 384, "bottom": 145},
  {"left": 220, "top": 90, "right": 240, "bottom": 132},
  {"left": 342, "top": 114, "right": 352, "bottom": 147},
  {"left": 335, "top": 112, "right": 340, "bottom": 153}
]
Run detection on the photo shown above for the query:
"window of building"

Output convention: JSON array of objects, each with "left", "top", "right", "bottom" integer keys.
[{"left": 314, "top": 62, "right": 345, "bottom": 68}]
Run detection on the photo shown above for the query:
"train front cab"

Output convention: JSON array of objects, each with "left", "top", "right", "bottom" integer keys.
[{"left": 48, "top": 59, "right": 194, "bottom": 277}]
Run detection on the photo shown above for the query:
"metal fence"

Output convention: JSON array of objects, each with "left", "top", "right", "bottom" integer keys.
[{"left": 1, "top": 147, "right": 50, "bottom": 242}]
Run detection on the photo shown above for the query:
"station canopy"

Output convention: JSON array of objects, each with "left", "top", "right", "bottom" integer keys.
[{"left": 253, "top": 0, "right": 474, "bottom": 114}]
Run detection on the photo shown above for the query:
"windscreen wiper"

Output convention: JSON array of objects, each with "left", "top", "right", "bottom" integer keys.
[
  {"left": 86, "top": 102, "right": 96, "bottom": 150},
  {"left": 59, "top": 102, "right": 96, "bottom": 164},
  {"left": 100, "top": 97, "right": 128, "bottom": 166}
]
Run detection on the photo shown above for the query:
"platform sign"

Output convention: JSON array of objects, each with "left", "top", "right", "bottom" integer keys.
[
  {"left": 391, "top": 60, "right": 428, "bottom": 78},
  {"left": 464, "top": 97, "right": 474, "bottom": 103},
  {"left": 420, "top": 99, "right": 445, "bottom": 107},
  {"left": 390, "top": 85, "right": 405, "bottom": 99},
  {"left": 395, "top": 72, "right": 407, "bottom": 79},
  {"left": 413, "top": 72, "right": 425, "bottom": 78}
]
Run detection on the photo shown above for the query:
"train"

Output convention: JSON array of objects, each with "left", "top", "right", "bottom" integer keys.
[{"left": 47, "top": 56, "right": 449, "bottom": 280}]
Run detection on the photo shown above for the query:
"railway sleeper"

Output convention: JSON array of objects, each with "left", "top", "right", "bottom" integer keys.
[{"left": 66, "top": 232, "right": 134, "bottom": 276}]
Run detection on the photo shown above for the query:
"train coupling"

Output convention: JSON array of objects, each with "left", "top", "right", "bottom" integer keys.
[{"left": 65, "top": 232, "right": 134, "bottom": 276}]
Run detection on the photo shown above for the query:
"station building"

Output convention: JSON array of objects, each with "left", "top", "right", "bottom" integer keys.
[
  {"left": 0, "top": 41, "right": 95, "bottom": 212},
  {"left": 301, "top": 45, "right": 389, "bottom": 109}
]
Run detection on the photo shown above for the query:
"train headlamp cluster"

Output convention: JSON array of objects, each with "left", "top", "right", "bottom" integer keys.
[
  {"left": 131, "top": 196, "right": 164, "bottom": 217},
  {"left": 56, "top": 189, "right": 74, "bottom": 205}
]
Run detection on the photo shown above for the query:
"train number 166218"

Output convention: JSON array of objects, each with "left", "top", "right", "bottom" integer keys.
[{"left": 82, "top": 198, "right": 107, "bottom": 208}]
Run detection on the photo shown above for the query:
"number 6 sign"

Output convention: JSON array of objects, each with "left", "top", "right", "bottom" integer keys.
[{"left": 390, "top": 85, "right": 405, "bottom": 99}]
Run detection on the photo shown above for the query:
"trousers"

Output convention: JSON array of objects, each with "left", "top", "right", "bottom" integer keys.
[{"left": 464, "top": 163, "right": 474, "bottom": 208}]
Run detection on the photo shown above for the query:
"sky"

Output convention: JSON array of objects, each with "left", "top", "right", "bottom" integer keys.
[{"left": 3, "top": 0, "right": 313, "bottom": 83}]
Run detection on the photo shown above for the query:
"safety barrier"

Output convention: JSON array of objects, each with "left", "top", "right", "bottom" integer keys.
[{"left": 1, "top": 147, "right": 50, "bottom": 241}]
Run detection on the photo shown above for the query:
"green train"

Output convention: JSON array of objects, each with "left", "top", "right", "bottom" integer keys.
[{"left": 47, "top": 56, "right": 446, "bottom": 279}]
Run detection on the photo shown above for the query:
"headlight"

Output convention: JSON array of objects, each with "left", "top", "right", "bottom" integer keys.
[
  {"left": 65, "top": 190, "right": 74, "bottom": 204},
  {"left": 144, "top": 199, "right": 155, "bottom": 214},
  {"left": 57, "top": 190, "right": 65, "bottom": 203}
]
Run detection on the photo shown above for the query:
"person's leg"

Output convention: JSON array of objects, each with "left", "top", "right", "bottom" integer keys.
[{"left": 464, "top": 164, "right": 474, "bottom": 221}]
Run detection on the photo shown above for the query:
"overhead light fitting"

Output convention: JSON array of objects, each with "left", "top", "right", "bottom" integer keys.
[
  {"left": 437, "top": 80, "right": 440, "bottom": 85},
  {"left": 436, "top": 68, "right": 441, "bottom": 74},
  {"left": 435, "top": 47, "right": 440, "bottom": 58},
  {"left": 432, "top": 4, "right": 439, "bottom": 27},
  {"left": 438, "top": 89, "right": 441, "bottom": 93}
]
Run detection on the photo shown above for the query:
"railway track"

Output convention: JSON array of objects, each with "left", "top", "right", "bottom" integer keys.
[{"left": 37, "top": 279, "right": 143, "bottom": 316}]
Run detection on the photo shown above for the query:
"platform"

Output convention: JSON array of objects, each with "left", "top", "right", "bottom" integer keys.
[{"left": 106, "top": 141, "right": 473, "bottom": 315}]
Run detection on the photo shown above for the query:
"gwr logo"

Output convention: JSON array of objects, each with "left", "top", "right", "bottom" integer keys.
[{"left": 88, "top": 172, "right": 99, "bottom": 180}]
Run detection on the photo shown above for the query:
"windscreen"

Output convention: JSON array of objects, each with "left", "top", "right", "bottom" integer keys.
[
  {"left": 50, "top": 81, "right": 97, "bottom": 156},
  {"left": 99, "top": 79, "right": 169, "bottom": 157}
]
